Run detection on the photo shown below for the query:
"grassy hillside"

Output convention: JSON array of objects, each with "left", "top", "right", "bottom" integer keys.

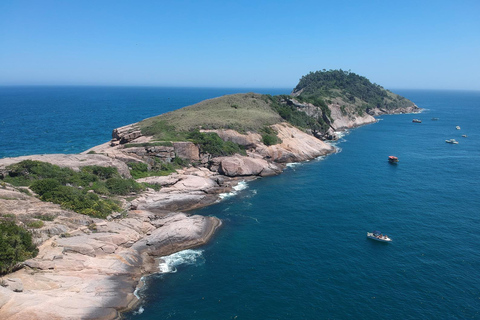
[
  {"left": 292, "top": 69, "right": 415, "bottom": 113},
  {"left": 139, "top": 93, "right": 283, "bottom": 139}
]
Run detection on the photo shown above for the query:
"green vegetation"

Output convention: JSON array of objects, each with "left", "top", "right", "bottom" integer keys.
[
  {"left": 0, "top": 160, "right": 148, "bottom": 218},
  {"left": 25, "top": 220, "right": 44, "bottom": 229},
  {"left": 139, "top": 93, "right": 283, "bottom": 139},
  {"left": 33, "top": 214, "right": 55, "bottom": 221},
  {"left": 187, "top": 130, "right": 246, "bottom": 157},
  {"left": 293, "top": 69, "right": 415, "bottom": 113},
  {"left": 260, "top": 126, "right": 282, "bottom": 146},
  {"left": 0, "top": 220, "right": 38, "bottom": 275},
  {"left": 127, "top": 158, "right": 187, "bottom": 180},
  {"left": 265, "top": 95, "right": 330, "bottom": 132}
]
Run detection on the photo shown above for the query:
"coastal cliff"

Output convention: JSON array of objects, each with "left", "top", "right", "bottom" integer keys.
[{"left": 0, "top": 70, "right": 420, "bottom": 319}]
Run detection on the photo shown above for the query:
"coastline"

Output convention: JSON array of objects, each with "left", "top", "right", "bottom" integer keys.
[{"left": 0, "top": 100, "right": 421, "bottom": 319}]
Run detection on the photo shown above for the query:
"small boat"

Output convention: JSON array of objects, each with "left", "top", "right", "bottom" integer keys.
[
  {"left": 367, "top": 231, "right": 392, "bottom": 242},
  {"left": 388, "top": 156, "right": 399, "bottom": 163},
  {"left": 456, "top": 126, "right": 461, "bottom": 130},
  {"left": 412, "top": 119, "right": 422, "bottom": 123},
  {"left": 446, "top": 139, "right": 459, "bottom": 144},
  {"left": 431, "top": 117, "right": 439, "bottom": 120},
  {"left": 462, "top": 134, "right": 467, "bottom": 138}
]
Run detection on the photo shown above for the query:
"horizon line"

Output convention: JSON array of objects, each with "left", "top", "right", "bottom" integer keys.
[{"left": 0, "top": 84, "right": 479, "bottom": 92}]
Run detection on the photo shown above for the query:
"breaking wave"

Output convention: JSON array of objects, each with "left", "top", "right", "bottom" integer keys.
[
  {"left": 218, "top": 180, "right": 248, "bottom": 200},
  {"left": 158, "top": 249, "right": 205, "bottom": 273}
]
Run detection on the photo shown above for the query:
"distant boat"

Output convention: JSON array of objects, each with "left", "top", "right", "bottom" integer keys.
[
  {"left": 446, "top": 139, "right": 459, "bottom": 144},
  {"left": 431, "top": 117, "right": 439, "bottom": 120},
  {"left": 412, "top": 119, "right": 422, "bottom": 123},
  {"left": 462, "top": 134, "right": 467, "bottom": 138},
  {"left": 456, "top": 126, "right": 461, "bottom": 130},
  {"left": 388, "top": 156, "right": 399, "bottom": 163},
  {"left": 367, "top": 231, "right": 392, "bottom": 242}
]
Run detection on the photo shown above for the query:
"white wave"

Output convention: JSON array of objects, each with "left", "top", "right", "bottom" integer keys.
[
  {"left": 132, "top": 306, "right": 144, "bottom": 315},
  {"left": 335, "top": 130, "right": 349, "bottom": 139},
  {"left": 286, "top": 162, "right": 302, "bottom": 168},
  {"left": 218, "top": 180, "right": 248, "bottom": 199},
  {"left": 158, "top": 249, "right": 204, "bottom": 274},
  {"left": 133, "top": 276, "right": 145, "bottom": 299},
  {"left": 233, "top": 181, "right": 248, "bottom": 191}
]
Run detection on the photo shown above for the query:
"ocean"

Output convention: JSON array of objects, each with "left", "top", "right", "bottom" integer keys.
[{"left": 1, "top": 87, "right": 479, "bottom": 319}]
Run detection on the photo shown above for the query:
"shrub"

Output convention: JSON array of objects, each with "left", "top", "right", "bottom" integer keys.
[
  {"left": 33, "top": 214, "right": 55, "bottom": 221},
  {"left": 187, "top": 130, "right": 245, "bottom": 157},
  {"left": 26, "top": 220, "right": 44, "bottom": 229},
  {"left": 81, "top": 166, "right": 118, "bottom": 180},
  {"left": 262, "top": 133, "right": 279, "bottom": 146},
  {"left": 105, "top": 178, "right": 144, "bottom": 195},
  {"left": 128, "top": 162, "right": 149, "bottom": 179},
  {"left": 0, "top": 221, "right": 38, "bottom": 275}
]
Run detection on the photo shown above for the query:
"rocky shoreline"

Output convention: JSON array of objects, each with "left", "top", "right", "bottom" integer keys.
[{"left": 0, "top": 98, "right": 421, "bottom": 319}]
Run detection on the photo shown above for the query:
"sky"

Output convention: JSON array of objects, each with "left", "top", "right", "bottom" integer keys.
[{"left": 0, "top": 0, "right": 479, "bottom": 90}]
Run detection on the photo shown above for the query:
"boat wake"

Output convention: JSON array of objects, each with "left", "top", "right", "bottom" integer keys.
[{"left": 158, "top": 249, "right": 205, "bottom": 274}]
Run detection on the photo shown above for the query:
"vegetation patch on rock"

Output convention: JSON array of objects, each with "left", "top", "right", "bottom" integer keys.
[
  {"left": 0, "top": 220, "right": 38, "bottom": 275},
  {"left": 0, "top": 160, "right": 147, "bottom": 218}
]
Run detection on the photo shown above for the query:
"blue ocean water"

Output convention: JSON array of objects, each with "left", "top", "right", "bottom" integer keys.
[{"left": 1, "top": 87, "right": 479, "bottom": 319}]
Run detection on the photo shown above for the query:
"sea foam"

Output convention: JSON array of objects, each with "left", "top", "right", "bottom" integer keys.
[
  {"left": 158, "top": 249, "right": 204, "bottom": 273},
  {"left": 218, "top": 180, "right": 248, "bottom": 200}
]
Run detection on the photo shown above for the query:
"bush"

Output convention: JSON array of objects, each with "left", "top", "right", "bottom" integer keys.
[
  {"left": 262, "top": 133, "right": 279, "bottom": 146},
  {"left": 26, "top": 220, "right": 44, "bottom": 229},
  {"left": 128, "top": 162, "right": 149, "bottom": 179},
  {"left": 105, "top": 178, "right": 144, "bottom": 195},
  {"left": 187, "top": 130, "right": 245, "bottom": 157},
  {"left": 0, "top": 221, "right": 38, "bottom": 275}
]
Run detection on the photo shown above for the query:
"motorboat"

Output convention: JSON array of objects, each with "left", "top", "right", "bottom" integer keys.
[
  {"left": 431, "top": 117, "right": 439, "bottom": 120},
  {"left": 445, "top": 139, "right": 458, "bottom": 144},
  {"left": 367, "top": 231, "right": 392, "bottom": 242},
  {"left": 456, "top": 126, "right": 461, "bottom": 130},
  {"left": 388, "top": 156, "right": 399, "bottom": 163},
  {"left": 462, "top": 135, "right": 467, "bottom": 138},
  {"left": 412, "top": 119, "right": 422, "bottom": 123}
]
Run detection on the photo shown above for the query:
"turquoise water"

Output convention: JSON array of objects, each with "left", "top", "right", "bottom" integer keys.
[{"left": 1, "top": 87, "right": 479, "bottom": 319}]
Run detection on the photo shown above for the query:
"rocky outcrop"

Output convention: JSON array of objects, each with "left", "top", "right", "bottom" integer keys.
[
  {"left": 173, "top": 142, "right": 200, "bottom": 161},
  {"left": 328, "top": 104, "right": 377, "bottom": 131},
  {"left": 0, "top": 198, "right": 221, "bottom": 320},
  {"left": 366, "top": 104, "right": 421, "bottom": 115},
  {"left": 111, "top": 124, "right": 142, "bottom": 145},
  {"left": 255, "top": 123, "right": 335, "bottom": 162},
  {"left": 212, "top": 154, "right": 282, "bottom": 177}
]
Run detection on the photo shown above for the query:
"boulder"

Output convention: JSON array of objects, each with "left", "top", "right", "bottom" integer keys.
[
  {"left": 173, "top": 142, "right": 200, "bottom": 161},
  {"left": 215, "top": 155, "right": 270, "bottom": 177}
]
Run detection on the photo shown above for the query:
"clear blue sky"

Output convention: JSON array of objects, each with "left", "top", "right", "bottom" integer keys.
[{"left": 1, "top": 0, "right": 479, "bottom": 90}]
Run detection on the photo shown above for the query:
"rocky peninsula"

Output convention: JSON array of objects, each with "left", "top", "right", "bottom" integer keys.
[{"left": 0, "top": 70, "right": 420, "bottom": 319}]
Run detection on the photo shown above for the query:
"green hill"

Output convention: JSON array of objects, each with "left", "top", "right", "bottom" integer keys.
[
  {"left": 139, "top": 92, "right": 283, "bottom": 140},
  {"left": 292, "top": 69, "right": 415, "bottom": 113},
  {"left": 136, "top": 70, "right": 416, "bottom": 143}
]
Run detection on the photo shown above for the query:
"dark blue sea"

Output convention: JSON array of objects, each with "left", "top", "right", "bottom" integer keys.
[{"left": 1, "top": 87, "right": 479, "bottom": 319}]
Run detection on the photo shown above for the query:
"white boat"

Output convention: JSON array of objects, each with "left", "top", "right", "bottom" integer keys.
[
  {"left": 456, "top": 126, "right": 461, "bottom": 130},
  {"left": 367, "top": 231, "right": 392, "bottom": 242},
  {"left": 462, "top": 134, "right": 467, "bottom": 138},
  {"left": 445, "top": 139, "right": 459, "bottom": 144}
]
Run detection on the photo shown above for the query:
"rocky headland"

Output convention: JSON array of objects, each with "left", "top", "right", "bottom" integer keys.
[{"left": 0, "top": 70, "right": 420, "bottom": 319}]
